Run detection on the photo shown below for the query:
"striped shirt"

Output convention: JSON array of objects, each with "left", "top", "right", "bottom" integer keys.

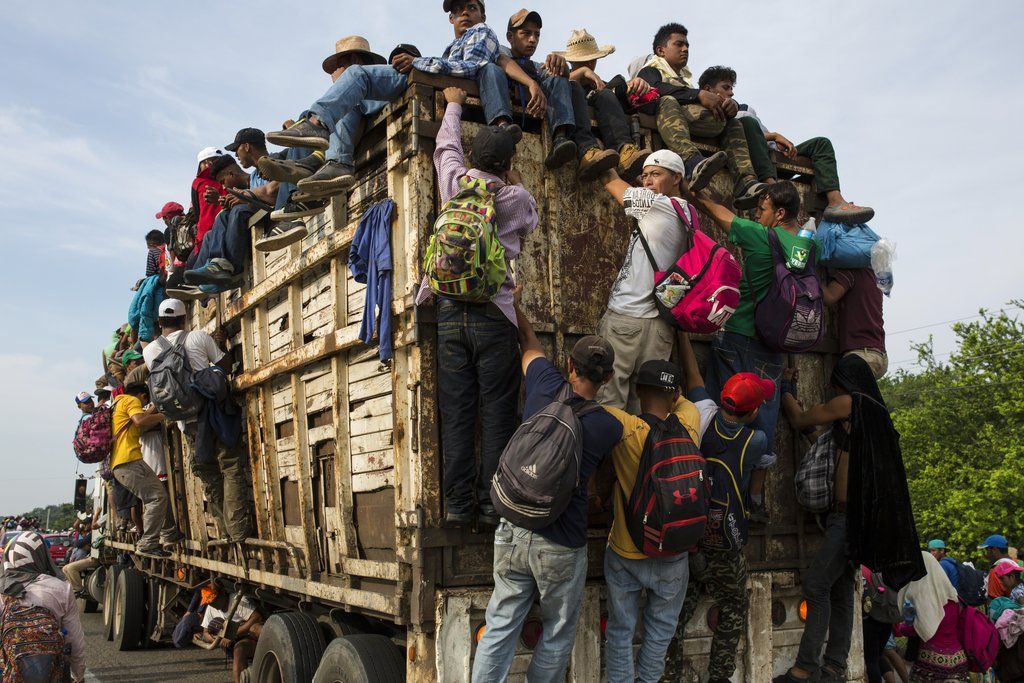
[{"left": 412, "top": 23, "right": 499, "bottom": 79}]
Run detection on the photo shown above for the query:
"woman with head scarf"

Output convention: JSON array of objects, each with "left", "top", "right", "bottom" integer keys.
[
  {"left": 1, "top": 530, "right": 86, "bottom": 681},
  {"left": 773, "top": 355, "right": 926, "bottom": 683},
  {"left": 893, "top": 551, "right": 968, "bottom": 681}
]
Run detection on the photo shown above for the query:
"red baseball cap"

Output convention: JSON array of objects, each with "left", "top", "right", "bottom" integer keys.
[
  {"left": 155, "top": 201, "right": 184, "bottom": 219},
  {"left": 721, "top": 372, "right": 776, "bottom": 413}
]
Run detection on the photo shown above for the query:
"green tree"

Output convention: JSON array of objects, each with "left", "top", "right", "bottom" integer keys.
[{"left": 881, "top": 302, "right": 1024, "bottom": 566}]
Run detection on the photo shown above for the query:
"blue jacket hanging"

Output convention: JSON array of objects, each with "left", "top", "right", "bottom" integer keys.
[
  {"left": 348, "top": 199, "right": 395, "bottom": 362},
  {"left": 128, "top": 274, "right": 165, "bottom": 343}
]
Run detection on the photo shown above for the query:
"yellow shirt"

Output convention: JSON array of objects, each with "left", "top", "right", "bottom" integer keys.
[
  {"left": 110, "top": 394, "right": 144, "bottom": 469},
  {"left": 604, "top": 398, "right": 703, "bottom": 560}
]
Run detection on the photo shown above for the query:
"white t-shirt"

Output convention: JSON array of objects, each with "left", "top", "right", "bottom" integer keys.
[
  {"left": 139, "top": 428, "right": 166, "bottom": 479},
  {"left": 143, "top": 330, "right": 224, "bottom": 372},
  {"left": 607, "top": 188, "right": 691, "bottom": 318},
  {"left": 201, "top": 596, "right": 257, "bottom": 629}
]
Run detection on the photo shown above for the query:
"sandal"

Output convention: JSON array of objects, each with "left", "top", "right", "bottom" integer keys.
[{"left": 226, "top": 188, "right": 275, "bottom": 212}]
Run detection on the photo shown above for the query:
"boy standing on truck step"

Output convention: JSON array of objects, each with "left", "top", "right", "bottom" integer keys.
[
  {"left": 502, "top": 9, "right": 618, "bottom": 177},
  {"left": 698, "top": 65, "right": 875, "bottom": 225},
  {"left": 267, "top": 1, "right": 548, "bottom": 180},
  {"left": 692, "top": 181, "right": 813, "bottom": 519},
  {"left": 415, "top": 86, "right": 538, "bottom": 526},
  {"left": 142, "top": 299, "right": 253, "bottom": 544},
  {"left": 594, "top": 150, "right": 692, "bottom": 414},
  {"left": 665, "top": 333, "right": 775, "bottom": 683},
  {"left": 472, "top": 289, "right": 622, "bottom": 682},
  {"left": 637, "top": 23, "right": 767, "bottom": 206},
  {"left": 600, "top": 358, "right": 701, "bottom": 683},
  {"left": 110, "top": 380, "right": 183, "bottom": 556},
  {"left": 184, "top": 156, "right": 255, "bottom": 291}
]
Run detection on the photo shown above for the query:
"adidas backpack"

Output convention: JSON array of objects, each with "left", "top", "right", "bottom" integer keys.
[
  {"left": 491, "top": 385, "right": 599, "bottom": 530},
  {"left": 0, "top": 594, "right": 65, "bottom": 683},
  {"left": 754, "top": 228, "right": 824, "bottom": 353},
  {"left": 148, "top": 333, "right": 202, "bottom": 422},
  {"left": 423, "top": 175, "right": 507, "bottom": 302},
  {"left": 72, "top": 406, "right": 114, "bottom": 464},
  {"left": 626, "top": 414, "right": 709, "bottom": 557}
]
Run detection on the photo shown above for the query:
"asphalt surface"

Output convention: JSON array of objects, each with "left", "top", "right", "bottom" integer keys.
[{"left": 80, "top": 611, "right": 233, "bottom": 683}]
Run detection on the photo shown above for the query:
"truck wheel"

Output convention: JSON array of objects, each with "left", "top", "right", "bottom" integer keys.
[
  {"left": 79, "top": 596, "right": 99, "bottom": 614},
  {"left": 251, "top": 612, "right": 326, "bottom": 683},
  {"left": 141, "top": 577, "right": 161, "bottom": 649},
  {"left": 87, "top": 568, "right": 106, "bottom": 604},
  {"left": 113, "top": 568, "right": 146, "bottom": 651},
  {"left": 102, "top": 565, "right": 122, "bottom": 641},
  {"left": 313, "top": 635, "right": 405, "bottom": 683}
]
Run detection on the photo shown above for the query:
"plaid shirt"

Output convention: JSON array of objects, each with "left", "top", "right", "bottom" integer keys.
[
  {"left": 794, "top": 431, "right": 836, "bottom": 513},
  {"left": 412, "top": 23, "right": 499, "bottom": 79}
]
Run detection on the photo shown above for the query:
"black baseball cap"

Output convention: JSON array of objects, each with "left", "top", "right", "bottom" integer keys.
[
  {"left": 389, "top": 44, "right": 422, "bottom": 63},
  {"left": 225, "top": 127, "right": 265, "bottom": 152},
  {"left": 570, "top": 335, "right": 615, "bottom": 381},
  {"left": 443, "top": 0, "right": 485, "bottom": 13},
  {"left": 209, "top": 154, "right": 241, "bottom": 179},
  {"left": 471, "top": 124, "right": 522, "bottom": 173},
  {"left": 637, "top": 360, "right": 682, "bottom": 390}
]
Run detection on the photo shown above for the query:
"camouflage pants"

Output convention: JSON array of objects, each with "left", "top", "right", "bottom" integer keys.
[
  {"left": 665, "top": 547, "right": 748, "bottom": 681},
  {"left": 656, "top": 97, "right": 756, "bottom": 186}
]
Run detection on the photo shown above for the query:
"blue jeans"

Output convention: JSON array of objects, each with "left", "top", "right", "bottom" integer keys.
[
  {"left": 192, "top": 204, "right": 255, "bottom": 275},
  {"left": 604, "top": 549, "right": 689, "bottom": 683},
  {"left": 472, "top": 521, "right": 588, "bottom": 683},
  {"left": 706, "top": 331, "right": 785, "bottom": 449},
  {"left": 437, "top": 300, "right": 520, "bottom": 512},
  {"left": 275, "top": 146, "right": 310, "bottom": 209},
  {"left": 474, "top": 62, "right": 513, "bottom": 125},
  {"left": 506, "top": 71, "right": 573, "bottom": 133},
  {"left": 309, "top": 65, "right": 409, "bottom": 132},
  {"left": 326, "top": 100, "right": 387, "bottom": 165}
]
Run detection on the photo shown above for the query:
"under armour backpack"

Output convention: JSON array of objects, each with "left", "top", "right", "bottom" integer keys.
[
  {"left": 626, "top": 414, "right": 708, "bottom": 557},
  {"left": 0, "top": 594, "right": 65, "bottom": 683},
  {"left": 491, "top": 385, "right": 599, "bottom": 530},
  {"left": 955, "top": 562, "right": 988, "bottom": 607},
  {"left": 423, "top": 175, "right": 507, "bottom": 302},
  {"left": 72, "top": 406, "right": 114, "bottom": 464},
  {"left": 754, "top": 228, "right": 824, "bottom": 353},
  {"left": 635, "top": 198, "right": 742, "bottom": 334},
  {"left": 958, "top": 601, "right": 1000, "bottom": 673},
  {"left": 148, "top": 333, "right": 202, "bottom": 421}
]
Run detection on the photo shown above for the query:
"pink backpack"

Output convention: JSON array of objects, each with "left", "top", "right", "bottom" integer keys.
[
  {"left": 958, "top": 601, "right": 999, "bottom": 673},
  {"left": 73, "top": 406, "right": 114, "bottom": 464},
  {"left": 635, "top": 198, "right": 742, "bottom": 334}
]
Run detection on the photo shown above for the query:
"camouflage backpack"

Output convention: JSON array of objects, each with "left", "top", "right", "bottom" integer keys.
[
  {"left": 423, "top": 176, "right": 507, "bottom": 302},
  {"left": 0, "top": 594, "right": 65, "bottom": 683}
]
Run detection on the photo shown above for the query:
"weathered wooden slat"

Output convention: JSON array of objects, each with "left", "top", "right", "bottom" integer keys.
[
  {"left": 352, "top": 448, "right": 394, "bottom": 475},
  {"left": 352, "top": 471, "right": 393, "bottom": 493}
]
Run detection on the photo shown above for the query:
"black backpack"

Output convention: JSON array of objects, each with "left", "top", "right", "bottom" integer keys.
[
  {"left": 956, "top": 561, "right": 988, "bottom": 607},
  {"left": 863, "top": 570, "right": 903, "bottom": 624},
  {"left": 698, "top": 419, "right": 756, "bottom": 551},
  {"left": 490, "top": 385, "right": 599, "bottom": 530},
  {"left": 148, "top": 333, "right": 202, "bottom": 421},
  {"left": 626, "top": 414, "right": 708, "bottom": 557}
]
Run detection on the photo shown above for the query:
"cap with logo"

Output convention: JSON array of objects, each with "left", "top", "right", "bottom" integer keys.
[
  {"left": 643, "top": 149, "right": 686, "bottom": 176},
  {"left": 389, "top": 44, "right": 423, "bottom": 64},
  {"left": 927, "top": 539, "right": 946, "bottom": 550},
  {"left": 979, "top": 534, "right": 1010, "bottom": 550},
  {"left": 508, "top": 8, "right": 542, "bottom": 31},
  {"left": 225, "top": 127, "right": 265, "bottom": 152},
  {"left": 159, "top": 298, "right": 187, "bottom": 318},
  {"left": 443, "top": 0, "right": 485, "bottom": 13},
  {"left": 75, "top": 391, "right": 94, "bottom": 405},
  {"left": 155, "top": 201, "right": 184, "bottom": 219},
  {"left": 196, "top": 147, "right": 225, "bottom": 163},
  {"left": 720, "top": 372, "right": 776, "bottom": 413},
  {"left": 570, "top": 335, "right": 615, "bottom": 379},
  {"left": 636, "top": 360, "right": 681, "bottom": 390}
]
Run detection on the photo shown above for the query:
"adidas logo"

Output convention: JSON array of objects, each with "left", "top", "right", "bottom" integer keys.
[{"left": 521, "top": 463, "right": 539, "bottom": 479}]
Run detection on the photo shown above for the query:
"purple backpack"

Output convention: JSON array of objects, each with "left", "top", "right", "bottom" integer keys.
[
  {"left": 754, "top": 229, "right": 824, "bottom": 353},
  {"left": 958, "top": 602, "right": 999, "bottom": 673},
  {"left": 72, "top": 407, "right": 114, "bottom": 464}
]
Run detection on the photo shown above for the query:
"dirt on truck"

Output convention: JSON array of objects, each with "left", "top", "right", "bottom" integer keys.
[{"left": 94, "top": 71, "right": 867, "bottom": 682}]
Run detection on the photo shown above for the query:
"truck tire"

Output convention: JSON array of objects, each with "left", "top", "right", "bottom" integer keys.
[
  {"left": 251, "top": 612, "right": 326, "bottom": 683},
  {"left": 102, "top": 565, "right": 122, "bottom": 641},
  {"left": 113, "top": 568, "right": 146, "bottom": 651},
  {"left": 78, "top": 595, "right": 99, "bottom": 614},
  {"left": 141, "top": 577, "right": 161, "bottom": 649},
  {"left": 313, "top": 635, "right": 405, "bottom": 683},
  {"left": 87, "top": 568, "right": 106, "bottom": 604}
]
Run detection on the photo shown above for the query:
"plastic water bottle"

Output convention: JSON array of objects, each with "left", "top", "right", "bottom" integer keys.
[
  {"left": 797, "top": 217, "right": 816, "bottom": 240},
  {"left": 871, "top": 239, "right": 896, "bottom": 296}
]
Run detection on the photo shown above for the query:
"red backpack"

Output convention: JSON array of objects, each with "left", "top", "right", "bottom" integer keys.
[
  {"left": 72, "top": 406, "right": 114, "bottom": 464},
  {"left": 635, "top": 198, "right": 742, "bottom": 334},
  {"left": 626, "top": 414, "right": 709, "bottom": 557}
]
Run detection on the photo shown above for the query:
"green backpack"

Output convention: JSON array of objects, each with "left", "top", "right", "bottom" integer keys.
[{"left": 424, "top": 175, "right": 507, "bottom": 302}]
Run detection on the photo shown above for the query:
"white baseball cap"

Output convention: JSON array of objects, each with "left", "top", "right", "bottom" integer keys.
[
  {"left": 158, "top": 298, "right": 186, "bottom": 317},
  {"left": 75, "top": 391, "right": 94, "bottom": 404},
  {"left": 196, "top": 146, "right": 225, "bottom": 163},
  {"left": 643, "top": 149, "right": 686, "bottom": 175}
]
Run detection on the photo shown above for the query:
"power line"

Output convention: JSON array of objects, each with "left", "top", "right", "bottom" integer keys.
[
  {"left": 888, "top": 313, "right": 988, "bottom": 336},
  {"left": 890, "top": 346, "right": 1024, "bottom": 367}
]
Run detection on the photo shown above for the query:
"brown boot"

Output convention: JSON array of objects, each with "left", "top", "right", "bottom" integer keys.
[
  {"left": 577, "top": 147, "right": 620, "bottom": 182},
  {"left": 617, "top": 143, "right": 653, "bottom": 182}
]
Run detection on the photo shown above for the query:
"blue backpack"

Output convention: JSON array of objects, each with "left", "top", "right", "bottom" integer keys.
[{"left": 815, "top": 220, "right": 881, "bottom": 268}]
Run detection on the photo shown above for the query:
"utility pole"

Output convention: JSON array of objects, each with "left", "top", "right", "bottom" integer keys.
[{"left": 45, "top": 508, "right": 50, "bottom": 532}]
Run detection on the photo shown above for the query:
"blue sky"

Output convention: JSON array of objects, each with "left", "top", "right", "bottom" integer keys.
[{"left": 1, "top": 1, "right": 1021, "bottom": 514}]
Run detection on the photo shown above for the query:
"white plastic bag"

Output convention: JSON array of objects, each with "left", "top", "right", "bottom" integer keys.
[{"left": 870, "top": 239, "right": 897, "bottom": 296}]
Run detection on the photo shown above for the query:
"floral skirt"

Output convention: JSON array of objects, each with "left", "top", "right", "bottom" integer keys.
[{"left": 910, "top": 647, "right": 969, "bottom": 682}]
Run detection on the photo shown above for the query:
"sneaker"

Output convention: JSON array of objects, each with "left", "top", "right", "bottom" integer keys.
[
  {"left": 445, "top": 504, "right": 473, "bottom": 526},
  {"left": 162, "top": 530, "right": 185, "bottom": 547},
  {"left": 617, "top": 143, "right": 653, "bottom": 182},
  {"left": 577, "top": 147, "right": 619, "bottom": 182},
  {"left": 297, "top": 161, "right": 356, "bottom": 196},
  {"left": 734, "top": 180, "right": 770, "bottom": 210},
  {"left": 270, "top": 197, "right": 328, "bottom": 221},
  {"left": 544, "top": 132, "right": 577, "bottom": 170},
  {"left": 137, "top": 547, "right": 171, "bottom": 558},
  {"left": 184, "top": 258, "right": 236, "bottom": 286},
  {"left": 256, "top": 221, "right": 309, "bottom": 252},
  {"left": 686, "top": 151, "right": 728, "bottom": 193},
  {"left": 257, "top": 153, "right": 324, "bottom": 184},
  {"left": 823, "top": 202, "right": 875, "bottom": 225},
  {"left": 266, "top": 118, "right": 330, "bottom": 151},
  {"left": 478, "top": 505, "right": 500, "bottom": 527},
  {"left": 165, "top": 285, "right": 209, "bottom": 301}
]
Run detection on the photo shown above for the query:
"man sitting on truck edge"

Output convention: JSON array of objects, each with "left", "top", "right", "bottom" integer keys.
[
  {"left": 594, "top": 150, "right": 692, "bottom": 413},
  {"left": 266, "top": 1, "right": 547, "bottom": 179},
  {"left": 600, "top": 357, "right": 701, "bottom": 683},
  {"left": 415, "top": 86, "right": 538, "bottom": 526},
  {"left": 698, "top": 65, "right": 875, "bottom": 225},
  {"left": 637, "top": 23, "right": 767, "bottom": 206},
  {"left": 691, "top": 181, "right": 813, "bottom": 519},
  {"left": 184, "top": 156, "right": 255, "bottom": 291},
  {"left": 665, "top": 333, "right": 775, "bottom": 683},
  {"left": 472, "top": 289, "right": 622, "bottom": 682},
  {"left": 502, "top": 9, "right": 617, "bottom": 177},
  {"left": 142, "top": 298, "right": 253, "bottom": 544}
]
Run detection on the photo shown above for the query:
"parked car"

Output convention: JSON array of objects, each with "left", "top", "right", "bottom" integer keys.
[
  {"left": 0, "top": 529, "right": 19, "bottom": 554},
  {"left": 43, "top": 533, "right": 71, "bottom": 566}
]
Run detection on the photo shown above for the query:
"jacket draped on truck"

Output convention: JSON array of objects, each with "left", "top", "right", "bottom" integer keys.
[
  {"left": 128, "top": 274, "right": 165, "bottom": 343},
  {"left": 348, "top": 198, "right": 395, "bottom": 362}
]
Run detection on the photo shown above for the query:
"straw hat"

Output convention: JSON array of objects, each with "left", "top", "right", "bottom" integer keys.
[
  {"left": 322, "top": 36, "right": 386, "bottom": 74},
  {"left": 555, "top": 29, "right": 615, "bottom": 62}
]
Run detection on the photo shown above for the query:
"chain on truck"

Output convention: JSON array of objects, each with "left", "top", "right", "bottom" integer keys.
[{"left": 76, "top": 71, "right": 867, "bottom": 682}]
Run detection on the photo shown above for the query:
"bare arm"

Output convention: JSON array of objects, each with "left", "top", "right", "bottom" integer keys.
[
  {"left": 498, "top": 54, "right": 546, "bottom": 118},
  {"left": 678, "top": 332, "right": 704, "bottom": 393},
  {"left": 599, "top": 169, "right": 631, "bottom": 207},
  {"left": 512, "top": 287, "right": 545, "bottom": 375},
  {"left": 782, "top": 393, "right": 852, "bottom": 431},
  {"left": 692, "top": 193, "right": 737, "bottom": 233},
  {"left": 131, "top": 411, "right": 164, "bottom": 430}
]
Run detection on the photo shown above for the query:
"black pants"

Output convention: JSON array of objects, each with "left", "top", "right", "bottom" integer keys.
[
  {"left": 437, "top": 300, "right": 521, "bottom": 514},
  {"left": 863, "top": 615, "right": 894, "bottom": 683},
  {"left": 569, "top": 82, "right": 632, "bottom": 158}
]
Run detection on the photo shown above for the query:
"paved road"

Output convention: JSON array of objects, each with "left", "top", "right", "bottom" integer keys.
[{"left": 80, "top": 611, "right": 232, "bottom": 683}]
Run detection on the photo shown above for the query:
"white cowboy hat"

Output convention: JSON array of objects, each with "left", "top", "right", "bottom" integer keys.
[{"left": 555, "top": 29, "right": 615, "bottom": 63}]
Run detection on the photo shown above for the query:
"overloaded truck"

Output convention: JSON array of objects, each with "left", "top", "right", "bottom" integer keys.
[{"left": 93, "top": 71, "right": 866, "bottom": 681}]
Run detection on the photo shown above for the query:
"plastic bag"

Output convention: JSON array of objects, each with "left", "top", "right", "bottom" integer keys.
[
  {"left": 814, "top": 220, "right": 880, "bottom": 268},
  {"left": 871, "top": 239, "right": 897, "bottom": 296}
]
